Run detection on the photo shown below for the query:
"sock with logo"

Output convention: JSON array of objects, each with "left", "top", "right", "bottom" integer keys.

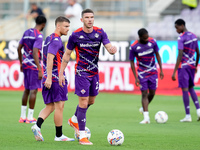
[{"left": 77, "top": 107, "right": 87, "bottom": 131}]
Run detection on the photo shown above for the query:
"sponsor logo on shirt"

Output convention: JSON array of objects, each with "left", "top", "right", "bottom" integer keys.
[
  {"left": 136, "top": 46, "right": 141, "bottom": 50},
  {"left": 80, "top": 43, "right": 100, "bottom": 47},
  {"left": 23, "top": 36, "right": 35, "bottom": 39},
  {"left": 54, "top": 38, "right": 59, "bottom": 41},
  {"left": 38, "top": 35, "right": 43, "bottom": 38},
  {"left": 138, "top": 48, "right": 154, "bottom": 56}
]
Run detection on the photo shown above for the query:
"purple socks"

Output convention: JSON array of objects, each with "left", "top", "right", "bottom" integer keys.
[
  {"left": 189, "top": 88, "right": 200, "bottom": 109},
  {"left": 77, "top": 106, "right": 87, "bottom": 131},
  {"left": 182, "top": 91, "right": 190, "bottom": 115}
]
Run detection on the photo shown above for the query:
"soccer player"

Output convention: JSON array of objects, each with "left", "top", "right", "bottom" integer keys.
[
  {"left": 31, "top": 16, "right": 74, "bottom": 142},
  {"left": 172, "top": 19, "right": 200, "bottom": 122},
  {"left": 17, "top": 15, "right": 46, "bottom": 124},
  {"left": 129, "top": 28, "right": 164, "bottom": 124},
  {"left": 59, "top": 9, "right": 117, "bottom": 145}
]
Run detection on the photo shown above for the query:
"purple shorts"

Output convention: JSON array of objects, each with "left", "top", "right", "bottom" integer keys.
[
  {"left": 23, "top": 69, "right": 41, "bottom": 90},
  {"left": 42, "top": 80, "right": 68, "bottom": 104},
  {"left": 178, "top": 68, "right": 195, "bottom": 88},
  {"left": 139, "top": 74, "right": 158, "bottom": 91},
  {"left": 75, "top": 74, "right": 99, "bottom": 97}
]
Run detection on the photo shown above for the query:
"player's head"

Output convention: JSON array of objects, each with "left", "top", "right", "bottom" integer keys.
[
  {"left": 68, "top": 0, "right": 76, "bottom": 6},
  {"left": 81, "top": 9, "right": 94, "bottom": 28},
  {"left": 31, "top": 3, "right": 38, "bottom": 10},
  {"left": 175, "top": 19, "right": 186, "bottom": 34},
  {"left": 55, "top": 16, "right": 70, "bottom": 36},
  {"left": 138, "top": 28, "right": 149, "bottom": 44},
  {"left": 35, "top": 15, "right": 47, "bottom": 31}
]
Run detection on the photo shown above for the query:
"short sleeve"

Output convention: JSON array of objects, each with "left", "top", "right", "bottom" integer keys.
[
  {"left": 33, "top": 34, "right": 43, "bottom": 50},
  {"left": 178, "top": 36, "right": 184, "bottom": 50},
  {"left": 154, "top": 41, "right": 159, "bottom": 53},
  {"left": 129, "top": 46, "right": 135, "bottom": 61},
  {"left": 67, "top": 34, "right": 76, "bottom": 50},
  {"left": 101, "top": 28, "right": 110, "bottom": 45},
  {"left": 48, "top": 39, "right": 61, "bottom": 55},
  {"left": 19, "top": 37, "right": 24, "bottom": 45}
]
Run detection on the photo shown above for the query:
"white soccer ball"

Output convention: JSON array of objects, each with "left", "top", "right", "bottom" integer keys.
[
  {"left": 155, "top": 111, "right": 168, "bottom": 123},
  {"left": 107, "top": 129, "right": 124, "bottom": 146},
  {"left": 74, "top": 126, "right": 91, "bottom": 140}
]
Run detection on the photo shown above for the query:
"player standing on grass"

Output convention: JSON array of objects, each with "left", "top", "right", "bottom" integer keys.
[
  {"left": 31, "top": 16, "right": 74, "bottom": 142},
  {"left": 59, "top": 9, "right": 117, "bottom": 145},
  {"left": 17, "top": 15, "right": 46, "bottom": 124},
  {"left": 129, "top": 28, "right": 164, "bottom": 124},
  {"left": 172, "top": 19, "right": 200, "bottom": 122}
]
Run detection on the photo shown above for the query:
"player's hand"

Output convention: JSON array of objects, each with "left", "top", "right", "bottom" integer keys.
[
  {"left": 135, "top": 78, "right": 140, "bottom": 87},
  {"left": 171, "top": 73, "right": 176, "bottom": 81},
  {"left": 160, "top": 71, "right": 164, "bottom": 80},
  {"left": 20, "top": 64, "right": 23, "bottom": 72},
  {"left": 109, "top": 46, "right": 117, "bottom": 55},
  {"left": 59, "top": 74, "right": 65, "bottom": 88},
  {"left": 44, "top": 78, "right": 52, "bottom": 89},
  {"left": 195, "top": 67, "right": 198, "bottom": 73},
  {"left": 38, "top": 70, "right": 43, "bottom": 80}
]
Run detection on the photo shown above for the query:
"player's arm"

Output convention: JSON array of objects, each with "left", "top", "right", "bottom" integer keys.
[
  {"left": 59, "top": 48, "right": 73, "bottom": 87},
  {"left": 104, "top": 43, "right": 117, "bottom": 55},
  {"left": 172, "top": 50, "right": 183, "bottom": 81},
  {"left": 44, "top": 53, "right": 55, "bottom": 89},
  {"left": 33, "top": 47, "right": 42, "bottom": 79},
  {"left": 195, "top": 47, "right": 199, "bottom": 73},
  {"left": 17, "top": 43, "right": 23, "bottom": 72},
  {"left": 155, "top": 51, "right": 164, "bottom": 80},
  {"left": 130, "top": 60, "right": 140, "bottom": 86}
]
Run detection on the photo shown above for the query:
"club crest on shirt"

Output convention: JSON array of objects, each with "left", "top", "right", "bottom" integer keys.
[
  {"left": 148, "top": 42, "right": 152, "bottom": 47},
  {"left": 79, "top": 35, "right": 84, "bottom": 39},
  {"left": 95, "top": 33, "right": 99, "bottom": 38},
  {"left": 81, "top": 89, "right": 86, "bottom": 94}
]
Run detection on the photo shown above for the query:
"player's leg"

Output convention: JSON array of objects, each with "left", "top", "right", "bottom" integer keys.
[
  {"left": 26, "top": 69, "right": 42, "bottom": 123},
  {"left": 140, "top": 90, "right": 150, "bottom": 124},
  {"left": 77, "top": 96, "right": 93, "bottom": 145},
  {"left": 31, "top": 103, "right": 54, "bottom": 141},
  {"left": 19, "top": 88, "right": 30, "bottom": 123},
  {"left": 19, "top": 69, "right": 30, "bottom": 123},
  {"left": 188, "top": 68, "right": 200, "bottom": 120},
  {"left": 26, "top": 89, "right": 38, "bottom": 123},
  {"left": 178, "top": 68, "right": 191, "bottom": 122},
  {"left": 139, "top": 89, "right": 155, "bottom": 113}
]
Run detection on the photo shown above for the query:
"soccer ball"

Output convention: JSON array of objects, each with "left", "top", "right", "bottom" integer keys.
[
  {"left": 155, "top": 111, "right": 168, "bottom": 123},
  {"left": 74, "top": 126, "right": 91, "bottom": 140},
  {"left": 107, "top": 129, "right": 124, "bottom": 146}
]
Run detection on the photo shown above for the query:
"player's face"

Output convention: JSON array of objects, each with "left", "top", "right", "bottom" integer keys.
[
  {"left": 175, "top": 24, "right": 183, "bottom": 34},
  {"left": 139, "top": 33, "right": 149, "bottom": 44},
  {"left": 81, "top": 13, "right": 94, "bottom": 29},
  {"left": 40, "top": 23, "right": 46, "bottom": 31},
  {"left": 59, "top": 22, "right": 70, "bottom": 35}
]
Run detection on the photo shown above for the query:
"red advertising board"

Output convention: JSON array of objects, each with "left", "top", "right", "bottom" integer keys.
[{"left": 1, "top": 60, "right": 200, "bottom": 95}]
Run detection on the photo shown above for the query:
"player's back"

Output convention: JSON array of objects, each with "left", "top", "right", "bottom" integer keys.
[
  {"left": 20, "top": 28, "right": 43, "bottom": 70},
  {"left": 179, "top": 32, "right": 198, "bottom": 68}
]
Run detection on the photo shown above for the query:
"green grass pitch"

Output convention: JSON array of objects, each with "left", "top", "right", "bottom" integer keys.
[{"left": 0, "top": 91, "right": 200, "bottom": 150}]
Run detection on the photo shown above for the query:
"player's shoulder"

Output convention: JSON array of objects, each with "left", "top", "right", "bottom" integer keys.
[
  {"left": 131, "top": 40, "right": 139, "bottom": 47},
  {"left": 50, "top": 33, "right": 61, "bottom": 43},
  {"left": 93, "top": 26, "right": 104, "bottom": 33},
  {"left": 74, "top": 27, "right": 83, "bottom": 33},
  {"left": 148, "top": 37, "right": 156, "bottom": 43}
]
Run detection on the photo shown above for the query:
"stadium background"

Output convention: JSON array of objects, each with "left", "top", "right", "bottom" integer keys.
[{"left": 1, "top": 0, "right": 200, "bottom": 95}]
